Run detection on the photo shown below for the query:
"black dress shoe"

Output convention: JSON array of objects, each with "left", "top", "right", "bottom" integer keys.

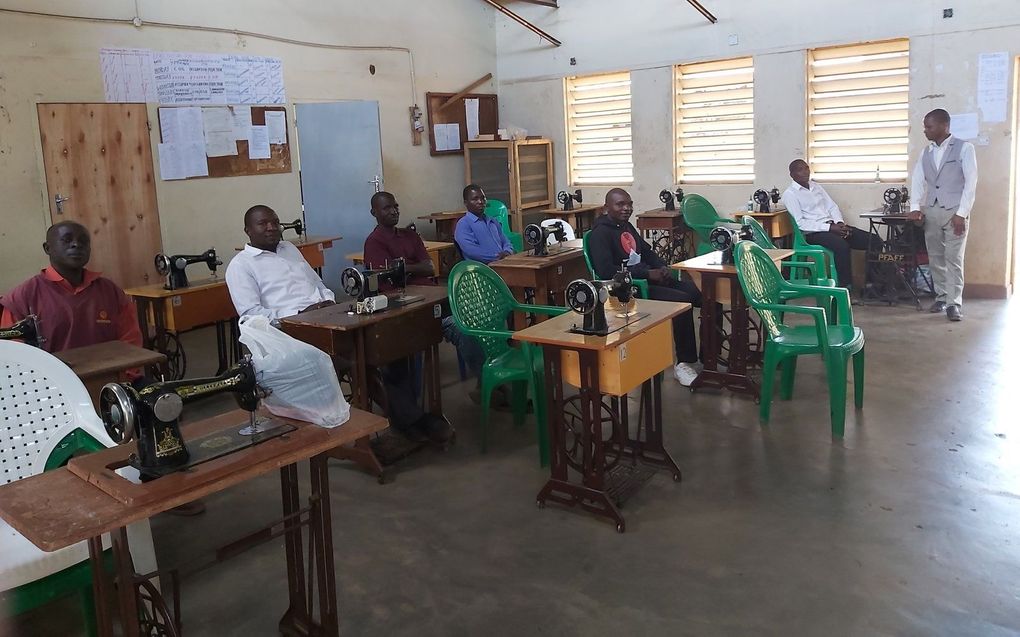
[
  {"left": 929, "top": 300, "right": 947, "bottom": 313},
  {"left": 947, "top": 305, "right": 962, "bottom": 322}
]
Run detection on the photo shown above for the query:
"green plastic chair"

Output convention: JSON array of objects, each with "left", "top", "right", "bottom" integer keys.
[
  {"left": 733, "top": 242, "right": 865, "bottom": 437},
  {"left": 680, "top": 193, "right": 725, "bottom": 256},
  {"left": 484, "top": 199, "right": 523, "bottom": 253},
  {"left": 741, "top": 216, "right": 835, "bottom": 288},
  {"left": 447, "top": 260, "right": 566, "bottom": 466},
  {"left": 786, "top": 213, "right": 838, "bottom": 284}
]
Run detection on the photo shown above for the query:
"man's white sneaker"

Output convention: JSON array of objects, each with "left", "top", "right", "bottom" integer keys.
[{"left": 673, "top": 362, "right": 701, "bottom": 386}]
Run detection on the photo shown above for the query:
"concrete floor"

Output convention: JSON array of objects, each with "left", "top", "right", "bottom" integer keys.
[{"left": 11, "top": 298, "right": 1020, "bottom": 636}]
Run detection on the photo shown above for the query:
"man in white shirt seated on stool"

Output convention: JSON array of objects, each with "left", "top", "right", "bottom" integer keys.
[
  {"left": 782, "top": 159, "right": 881, "bottom": 292},
  {"left": 225, "top": 204, "right": 454, "bottom": 454}
]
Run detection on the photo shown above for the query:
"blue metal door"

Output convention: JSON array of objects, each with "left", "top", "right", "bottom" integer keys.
[{"left": 296, "top": 101, "right": 383, "bottom": 292}]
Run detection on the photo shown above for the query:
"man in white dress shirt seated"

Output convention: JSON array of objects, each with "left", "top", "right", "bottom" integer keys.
[
  {"left": 781, "top": 159, "right": 881, "bottom": 290},
  {"left": 226, "top": 204, "right": 454, "bottom": 449},
  {"left": 906, "top": 109, "right": 978, "bottom": 322}
]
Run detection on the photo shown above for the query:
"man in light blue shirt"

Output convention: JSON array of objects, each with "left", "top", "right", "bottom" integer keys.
[{"left": 454, "top": 184, "right": 514, "bottom": 263}]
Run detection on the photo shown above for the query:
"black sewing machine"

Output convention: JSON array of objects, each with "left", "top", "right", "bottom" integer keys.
[
  {"left": 752, "top": 188, "right": 782, "bottom": 213},
  {"left": 659, "top": 188, "right": 685, "bottom": 211},
  {"left": 281, "top": 218, "right": 304, "bottom": 238},
  {"left": 340, "top": 258, "right": 422, "bottom": 312},
  {"left": 523, "top": 221, "right": 567, "bottom": 257},
  {"left": 883, "top": 187, "right": 909, "bottom": 214},
  {"left": 557, "top": 189, "right": 583, "bottom": 211},
  {"left": 565, "top": 262, "right": 640, "bottom": 336},
  {"left": 98, "top": 359, "right": 288, "bottom": 479},
  {"left": 709, "top": 224, "right": 754, "bottom": 264},
  {"left": 0, "top": 315, "right": 43, "bottom": 348},
  {"left": 154, "top": 248, "right": 222, "bottom": 290}
]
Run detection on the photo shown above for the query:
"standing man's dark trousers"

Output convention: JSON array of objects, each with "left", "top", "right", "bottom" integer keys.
[
  {"left": 647, "top": 279, "right": 702, "bottom": 364},
  {"left": 804, "top": 227, "right": 882, "bottom": 287}
]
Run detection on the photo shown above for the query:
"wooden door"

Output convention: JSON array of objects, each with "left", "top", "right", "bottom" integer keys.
[{"left": 37, "top": 103, "right": 162, "bottom": 288}]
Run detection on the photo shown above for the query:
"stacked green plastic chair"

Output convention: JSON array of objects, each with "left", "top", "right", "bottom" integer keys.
[
  {"left": 733, "top": 241, "right": 865, "bottom": 437},
  {"left": 741, "top": 216, "right": 835, "bottom": 288},
  {"left": 680, "top": 194, "right": 726, "bottom": 256},
  {"left": 447, "top": 260, "right": 566, "bottom": 466},
  {"left": 786, "top": 213, "right": 837, "bottom": 284},
  {"left": 484, "top": 199, "right": 523, "bottom": 253}
]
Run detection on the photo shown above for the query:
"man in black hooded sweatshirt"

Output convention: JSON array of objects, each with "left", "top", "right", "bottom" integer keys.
[{"left": 588, "top": 188, "right": 703, "bottom": 386}]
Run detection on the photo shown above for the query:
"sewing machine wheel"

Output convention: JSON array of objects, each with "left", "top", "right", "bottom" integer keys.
[
  {"left": 136, "top": 577, "right": 180, "bottom": 636},
  {"left": 658, "top": 189, "right": 673, "bottom": 205},
  {"left": 523, "top": 224, "right": 544, "bottom": 247},
  {"left": 709, "top": 226, "right": 733, "bottom": 252},
  {"left": 100, "top": 383, "right": 137, "bottom": 443},
  {"left": 162, "top": 332, "right": 187, "bottom": 380},
  {"left": 561, "top": 394, "right": 622, "bottom": 474},
  {"left": 556, "top": 190, "right": 569, "bottom": 205},
  {"left": 340, "top": 268, "right": 364, "bottom": 298},
  {"left": 154, "top": 254, "right": 170, "bottom": 276},
  {"left": 883, "top": 188, "right": 901, "bottom": 204},
  {"left": 565, "top": 280, "right": 602, "bottom": 315},
  {"left": 753, "top": 189, "right": 770, "bottom": 207}
]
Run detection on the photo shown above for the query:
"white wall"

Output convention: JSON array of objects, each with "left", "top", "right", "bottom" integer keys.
[
  {"left": 497, "top": 0, "right": 1020, "bottom": 296},
  {"left": 0, "top": 0, "right": 495, "bottom": 292}
]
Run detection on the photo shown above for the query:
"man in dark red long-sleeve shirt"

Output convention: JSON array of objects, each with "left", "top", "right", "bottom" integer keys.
[{"left": 1, "top": 221, "right": 142, "bottom": 351}]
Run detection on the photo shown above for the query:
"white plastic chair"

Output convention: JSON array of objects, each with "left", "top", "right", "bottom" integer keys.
[
  {"left": 0, "top": 340, "right": 157, "bottom": 631},
  {"left": 541, "top": 218, "right": 576, "bottom": 244}
]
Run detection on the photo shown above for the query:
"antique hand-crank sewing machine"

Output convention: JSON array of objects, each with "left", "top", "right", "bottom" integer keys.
[
  {"left": 154, "top": 248, "right": 223, "bottom": 291},
  {"left": 523, "top": 221, "right": 569, "bottom": 257}
]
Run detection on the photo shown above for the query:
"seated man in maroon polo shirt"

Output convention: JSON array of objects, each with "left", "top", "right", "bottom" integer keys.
[
  {"left": 1, "top": 221, "right": 204, "bottom": 516},
  {"left": 0, "top": 221, "right": 142, "bottom": 352}
]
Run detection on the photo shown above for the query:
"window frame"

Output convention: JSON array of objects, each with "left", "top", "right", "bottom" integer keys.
[{"left": 565, "top": 70, "right": 634, "bottom": 187}]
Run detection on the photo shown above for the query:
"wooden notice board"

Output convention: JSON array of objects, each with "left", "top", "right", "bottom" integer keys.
[
  {"left": 157, "top": 105, "right": 292, "bottom": 179},
  {"left": 426, "top": 92, "right": 499, "bottom": 157}
]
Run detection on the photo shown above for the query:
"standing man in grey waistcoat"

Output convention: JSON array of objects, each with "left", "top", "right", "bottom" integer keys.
[{"left": 907, "top": 109, "right": 978, "bottom": 322}]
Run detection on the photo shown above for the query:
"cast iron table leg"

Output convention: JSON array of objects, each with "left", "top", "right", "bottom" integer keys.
[
  {"left": 87, "top": 536, "right": 114, "bottom": 637},
  {"left": 279, "top": 463, "right": 309, "bottom": 635},
  {"left": 111, "top": 526, "right": 141, "bottom": 637},
  {"left": 692, "top": 273, "right": 759, "bottom": 398}
]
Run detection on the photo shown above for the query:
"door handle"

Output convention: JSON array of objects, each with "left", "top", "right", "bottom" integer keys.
[
  {"left": 367, "top": 175, "right": 382, "bottom": 192},
  {"left": 54, "top": 193, "right": 71, "bottom": 214}
]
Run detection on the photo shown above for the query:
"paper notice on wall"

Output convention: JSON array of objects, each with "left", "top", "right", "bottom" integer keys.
[
  {"left": 265, "top": 111, "right": 287, "bottom": 144},
  {"left": 205, "top": 131, "right": 238, "bottom": 157},
  {"left": 159, "top": 107, "right": 204, "bottom": 144},
  {"left": 950, "top": 112, "right": 979, "bottom": 140},
  {"left": 101, "top": 48, "right": 157, "bottom": 102},
  {"left": 465, "top": 98, "right": 480, "bottom": 141},
  {"left": 977, "top": 52, "right": 1009, "bottom": 123},
  {"left": 248, "top": 125, "right": 271, "bottom": 159},
  {"left": 231, "top": 105, "right": 252, "bottom": 140},
  {"left": 158, "top": 141, "right": 208, "bottom": 179},
  {"left": 201, "top": 106, "right": 233, "bottom": 132},
  {"left": 434, "top": 123, "right": 461, "bottom": 151}
]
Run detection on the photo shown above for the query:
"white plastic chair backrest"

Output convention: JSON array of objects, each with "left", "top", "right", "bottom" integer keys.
[
  {"left": 0, "top": 340, "right": 113, "bottom": 484},
  {"left": 541, "top": 218, "right": 576, "bottom": 244}
]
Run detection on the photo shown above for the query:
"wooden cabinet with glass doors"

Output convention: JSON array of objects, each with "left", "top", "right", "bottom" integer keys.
[{"left": 464, "top": 139, "right": 553, "bottom": 232}]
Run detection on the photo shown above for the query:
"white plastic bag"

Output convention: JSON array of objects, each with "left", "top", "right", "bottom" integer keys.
[{"left": 238, "top": 315, "right": 350, "bottom": 428}]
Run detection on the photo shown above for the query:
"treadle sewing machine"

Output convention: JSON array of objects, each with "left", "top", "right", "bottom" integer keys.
[
  {"left": 98, "top": 358, "right": 289, "bottom": 479},
  {"left": 882, "top": 186, "right": 909, "bottom": 214},
  {"left": 557, "top": 189, "right": 583, "bottom": 211},
  {"left": 340, "top": 258, "right": 423, "bottom": 314},
  {"left": 564, "top": 263, "right": 641, "bottom": 336},
  {"left": 751, "top": 187, "right": 783, "bottom": 213},
  {"left": 523, "top": 221, "right": 568, "bottom": 257},
  {"left": 280, "top": 217, "right": 304, "bottom": 238},
  {"left": 0, "top": 315, "right": 43, "bottom": 348},
  {"left": 154, "top": 248, "right": 223, "bottom": 290},
  {"left": 512, "top": 266, "right": 687, "bottom": 532},
  {"left": 709, "top": 223, "right": 754, "bottom": 264},
  {"left": 658, "top": 187, "right": 685, "bottom": 211}
]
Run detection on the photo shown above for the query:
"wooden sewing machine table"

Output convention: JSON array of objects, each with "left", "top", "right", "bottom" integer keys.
[
  {"left": 673, "top": 249, "right": 792, "bottom": 399},
  {"left": 540, "top": 204, "right": 603, "bottom": 235},
  {"left": 489, "top": 239, "right": 588, "bottom": 327},
  {"left": 346, "top": 240, "right": 458, "bottom": 278},
  {"left": 417, "top": 209, "right": 466, "bottom": 242},
  {"left": 279, "top": 285, "right": 448, "bottom": 480},
  {"left": 513, "top": 298, "right": 689, "bottom": 532},
  {"left": 636, "top": 208, "right": 696, "bottom": 263},
  {"left": 54, "top": 341, "right": 166, "bottom": 407},
  {"left": 0, "top": 407, "right": 388, "bottom": 637},
  {"left": 729, "top": 209, "right": 793, "bottom": 245}
]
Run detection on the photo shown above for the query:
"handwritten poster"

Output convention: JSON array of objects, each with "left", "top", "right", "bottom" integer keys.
[{"left": 977, "top": 52, "right": 1009, "bottom": 123}]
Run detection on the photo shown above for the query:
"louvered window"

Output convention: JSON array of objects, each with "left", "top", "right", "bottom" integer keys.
[
  {"left": 808, "top": 39, "right": 910, "bottom": 182},
  {"left": 566, "top": 72, "right": 633, "bottom": 185},
  {"left": 675, "top": 57, "right": 754, "bottom": 183}
]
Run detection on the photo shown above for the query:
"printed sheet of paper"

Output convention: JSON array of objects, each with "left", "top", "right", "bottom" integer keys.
[
  {"left": 434, "top": 123, "right": 461, "bottom": 152},
  {"left": 204, "top": 131, "right": 238, "bottom": 157},
  {"left": 950, "top": 112, "right": 979, "bottom": 140},
  {"left": 101, "top": 48, "right": 157, "bottom": 102},
  {"left": 158, "top": 141, "right": 208, "bottom": 180},
  {"left": 248, "top": 126, "right": 271, "bottom": 159},
  {"left": 231, "top": 105, "right": 253, "bottom": 141},
  {"left": 465, "top": 98, "right": 480, "bottom": 141},
  {"left": 159, "top": 107, "right": 204, "bottom": 144},
  {"left": 977, "top": 52, "right": 1009, "bottom": 123},
  {"left": 265, "top": 111, "right": 287, "bottom": 144}
]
